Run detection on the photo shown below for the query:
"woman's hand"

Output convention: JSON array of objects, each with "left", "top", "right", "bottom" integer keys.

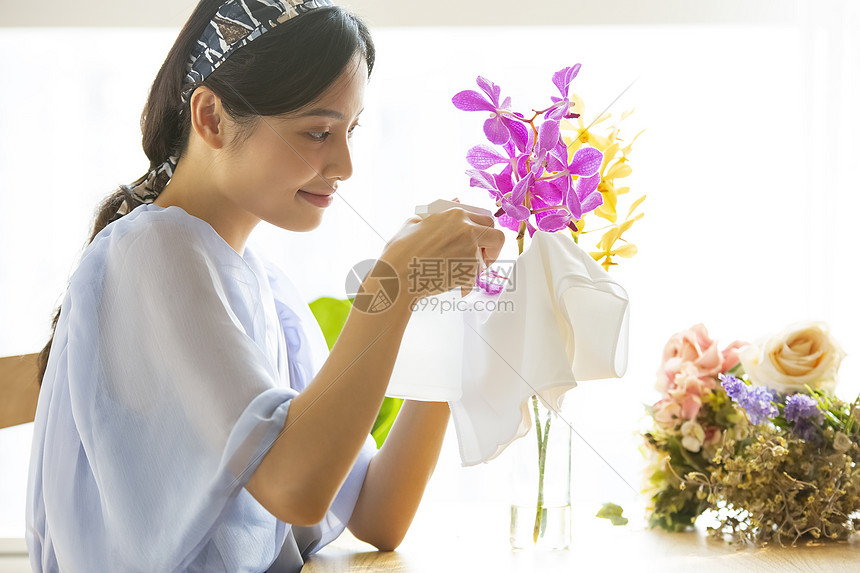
[
  {"left": 380, "top": 207, "right": 505, "bottom": 303},
  {"left": 246, "top": 206, "right": 503, "bottom": 528}
]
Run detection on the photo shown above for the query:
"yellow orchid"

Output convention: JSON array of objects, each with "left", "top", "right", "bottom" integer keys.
[
  {"left": 560, "top": 95, "right": 645, "bottom": 271},
  {"left": 590, "top": 194, "right": 646, "bottom": 271}
]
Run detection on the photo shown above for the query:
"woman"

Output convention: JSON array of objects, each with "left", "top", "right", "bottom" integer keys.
[{"left": 26, "top": 1, "right": 504, "bottom": 571}]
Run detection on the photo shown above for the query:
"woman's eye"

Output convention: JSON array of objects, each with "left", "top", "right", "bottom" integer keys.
[{"left": 307, "top": 124, "right": 360, "bottom": 142}]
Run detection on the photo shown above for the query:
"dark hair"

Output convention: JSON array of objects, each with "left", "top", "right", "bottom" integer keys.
[{"left": 36, "top": 0, "right": 375, "bottom": 385}]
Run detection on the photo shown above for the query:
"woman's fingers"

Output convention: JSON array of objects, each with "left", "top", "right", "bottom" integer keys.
[
  {"left": 473, "top": 226, "right": 505, "bottom": 266},
  {"left": 382, "top": 203, "right": 507, "bottom": 298},
  {"left": 443, "top": 207, "right": 505, "bottom": 267},
  {"left": 447, "top": 207, "right": 495, "bottom": 229}
]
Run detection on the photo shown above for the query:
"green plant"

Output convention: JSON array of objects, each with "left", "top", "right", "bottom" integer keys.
[{"left": 308, "top": 296, "right": 403, "bottom": 448}]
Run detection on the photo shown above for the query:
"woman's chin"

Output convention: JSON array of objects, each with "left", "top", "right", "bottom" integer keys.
[{"left": 271, "top": 214, "right": 323, "bottom": 233}]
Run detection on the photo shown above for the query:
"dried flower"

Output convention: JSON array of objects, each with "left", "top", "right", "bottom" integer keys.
[
  {"left": 834, "top": 431, "right": 852, "bottom": 452},
  {"left": 680, "top": 420, "right": 705, "bottom": 452},
  {"left": 644, "top": 324, "right": 860, "bottom": 546}
]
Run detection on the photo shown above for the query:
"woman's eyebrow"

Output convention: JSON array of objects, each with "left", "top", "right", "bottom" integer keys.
[{"left": 294, "top": 107, "right": 365, "bottom": 120}]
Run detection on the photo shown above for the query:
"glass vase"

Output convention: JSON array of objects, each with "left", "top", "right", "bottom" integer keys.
[{"left": 509, "top": 396, "right": 572, "bottom": 550}]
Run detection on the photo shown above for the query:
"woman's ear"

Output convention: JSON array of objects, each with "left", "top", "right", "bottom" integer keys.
[{"left": 188, "top": 86, "right": 227, "bottom": 150}]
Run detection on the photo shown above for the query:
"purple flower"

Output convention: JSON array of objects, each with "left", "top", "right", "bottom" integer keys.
[
  {"left": 454, "top": 65, "right": 604, "bottom": 237},
  {"left": 783, "top": 393, "right": 825, "bottom": 446},
  {"left": 544, "top": 146, "right": 603, "bottom": 220},
  {"left": 575, "top": 172, "right": 603, "bottom": 213},
  {"left": 792, "top": 419, "right": 824, "bottom": 447},
  {"left": 784, "top": 393, "right": 824, "bottom": 425},
  {"left": 465, "top": 169, "right": 501, "bottom": 200},
  {"left": 466, "top": 145, "right": 509, "bottom": 169},
  {"left": 501, "top": 173, "right": 533, "bottom": 221},
  {"left": 567, "top": 145, "right": 604, "bottom": 177},
  {"left": 565, "top": 149, "right": 604, "bottom": 219},
  {"left": 545, "top": 65, "right": 582, "bottom": 121},
  {"left": 745, "top": 386, "right": 780, "bottom": 425},
  {"left": 531, "top": 182, "right": 570, "bottom": 232},
  {"left": 719, "top": 374, "right": 779, "bottom": 425},
  {"left": 535, "top": 120, "right": 561, "bottom": 164},
  {"left": 453, "top": 77, "right": 529, "bottom": 148},
  {"left": 720, "top": 373, "right": 746, "bottom": 400}
]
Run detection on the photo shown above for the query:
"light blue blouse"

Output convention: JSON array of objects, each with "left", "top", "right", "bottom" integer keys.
[{"left": 26, "top": 204, "right": 377, "bottom": 572}]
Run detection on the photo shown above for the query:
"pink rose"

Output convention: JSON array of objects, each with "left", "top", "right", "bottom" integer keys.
[
  {"left": 667, "top": 363, "right": 707, "bottom": 420},
  {"left": 720, "top": 340, "right": 747, "bottom": 373},
  {"left": 656, "top": 324, "right": 750, "bottom": 395},
  {"left": 653, "top": 399, "right": 682, "bottom": 431},
  {"left": 669, "top": 323, "right": 722, "bottom": 373},
  {"left": 657, "top": 324, "right": 721, "bottom": 392}
]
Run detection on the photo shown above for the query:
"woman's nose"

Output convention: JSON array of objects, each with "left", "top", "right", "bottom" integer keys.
[{"left": 324, "top": 134, "right": 354, "bottom": 182}]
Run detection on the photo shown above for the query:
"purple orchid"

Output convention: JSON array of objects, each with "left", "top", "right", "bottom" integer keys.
[
  {"left": 465, "top": 144, "right": 509, "bottom": 170},
  {"left": 546, "top": 64, "right": 582, "bottom": 121},
  {"left": 531, "top": 181, "right": 569, "bottom": 232},
  {"left": 454, "top": 65, "right": 604, "bottom": 242},
  {"left": 535, "top": 120, "right": 561, "bottom": 164},
  {"left": 562, "top": 147, "right": 604, "bottom": 219},
  {"left": 453, "top": 77, "right": 529, "bottom": 149}
]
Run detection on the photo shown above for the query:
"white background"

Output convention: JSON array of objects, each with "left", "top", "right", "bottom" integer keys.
[{"left": 1, "top": 0, "right": 858, "bottom": 545}]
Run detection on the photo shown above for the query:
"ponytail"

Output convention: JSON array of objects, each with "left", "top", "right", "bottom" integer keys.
[{"left": 36, "top": 0, "right": 214, "bottom": 385}]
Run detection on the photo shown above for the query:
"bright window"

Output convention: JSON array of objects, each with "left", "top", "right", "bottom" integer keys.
[{"left": 1, "top": 9, "right": 858, "bottom": 540}]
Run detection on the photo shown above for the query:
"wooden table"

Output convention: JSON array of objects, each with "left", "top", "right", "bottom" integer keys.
[{"left": 304, "top": 500, "right": 860, "bottom": 572}]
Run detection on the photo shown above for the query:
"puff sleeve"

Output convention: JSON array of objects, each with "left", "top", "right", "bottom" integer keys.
[{"left": 30, "top": 218, "right": 297, "bottom": 571}]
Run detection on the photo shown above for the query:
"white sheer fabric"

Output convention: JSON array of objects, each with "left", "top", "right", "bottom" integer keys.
[
  {"left": 453, "top": 231, "right": 629, "bottom": 466},
  {"left": 387, "top": 231, "right": 629, "bottom": 466},
  {"left": 26, "top": 204, "right": 377, "bottom": 573}
]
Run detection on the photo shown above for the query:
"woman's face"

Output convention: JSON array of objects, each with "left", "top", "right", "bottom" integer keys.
[{"left": 219, "top": 54, "right": 368, "bottom": 233}]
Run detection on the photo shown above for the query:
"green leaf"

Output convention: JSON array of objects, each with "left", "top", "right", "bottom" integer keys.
[
  {"left": 308, "top": 297, "right": 354, "bottom": 351},
  {"left": 370, "top": 395, "right": 404, "bottom": 448},
  {"left": 725, "top": 361, "right": 745, "bottom": 377},
  {"left": 715, "top": 403, "right": 740, "bottom": 426},
  {"left": 596, "top": 502, "right": 629, "bottom": 526},
  {"left": 308, "top": 296, "right": 403, "bottom": 448}
]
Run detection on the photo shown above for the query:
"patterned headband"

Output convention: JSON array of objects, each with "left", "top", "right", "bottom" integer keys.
[{"left": 114, "top": 0, "right": 335, "bottom": 219}]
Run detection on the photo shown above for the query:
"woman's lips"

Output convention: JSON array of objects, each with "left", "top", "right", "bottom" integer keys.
[{"left": 298, "top": 189, "right": 334, "bottom": 207}]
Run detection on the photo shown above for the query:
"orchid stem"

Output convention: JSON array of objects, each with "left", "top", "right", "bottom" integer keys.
[
  {"left": 532, "top": 396, "right": 552, "bottom": 543},
  {"left": 517, "top": 221, "right": 525, "bottom": 252},
  {"left": 532, "top": 205, "right": 570, "bottom": 214}
]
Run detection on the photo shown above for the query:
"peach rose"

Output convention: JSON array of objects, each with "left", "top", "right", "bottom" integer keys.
[
  {"left": 652, "top": 399, "right": 682, "bottom": 431},
  {"left": 739, "top": 322, "right": 846, "bottom": 394},
  {"left": 661, "top": 324, "right": 722, "bottom": 376},
  {"left": 656, "top": 324, "right": 748, "bottom": 394},
  {"left": 667, "top": 363, "right": 707, "bottom": 420},
  {"left": 720, "top": 340, "right": 747, "bottom": 373}
]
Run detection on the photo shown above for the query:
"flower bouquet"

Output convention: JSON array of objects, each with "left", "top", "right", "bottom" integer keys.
[
  {"left": 453, "top": 64, "right": 643, "bottom": 548},
  {"left": 642, "top": 322, "right": 860, "bottom": 546}
]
